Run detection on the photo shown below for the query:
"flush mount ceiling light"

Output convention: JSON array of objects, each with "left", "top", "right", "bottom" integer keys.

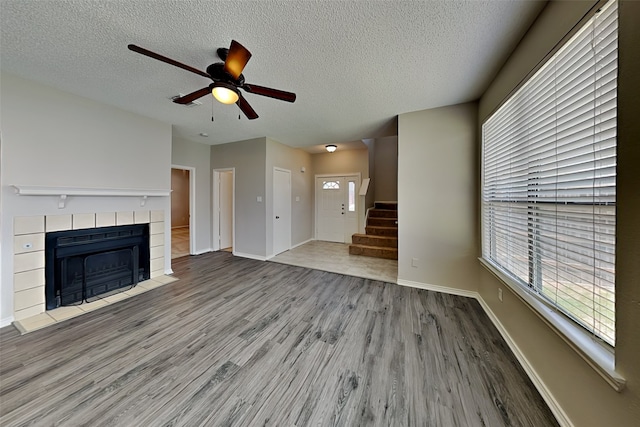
[
  {"left": 326, "top": 144, "right": 337, "bottom": 153},
  {"left": 212, "top": 82, "right": 239, "bottom": 104}
]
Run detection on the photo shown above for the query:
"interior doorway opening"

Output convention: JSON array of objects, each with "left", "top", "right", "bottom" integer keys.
[
  {"left": 213, "top": 169, "right": 235, "bottom": 253},
  {"left": 171, "top": 166, "right": 196, "bottom": 259}
]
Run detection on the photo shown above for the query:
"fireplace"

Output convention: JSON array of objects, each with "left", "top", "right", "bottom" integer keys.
[{"left": 45, "top": 224, "right": 150, "bottom": 310}]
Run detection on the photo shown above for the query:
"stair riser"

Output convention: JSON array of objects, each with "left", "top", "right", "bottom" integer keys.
[
  {"left": 369, "top": 209, "right": 398, "bottom": 219},
  {"left": 374, "top": 202, "right": 398, "bottom": 210},
  {"left": 366, "top": 226, "right": 398, "bottom": 237},
  {"left": 349, "top": 245, "right": 398, "bottom": 260},
  {"left": 352, "top": 235, "right": 398, "bottom": 248},
  {"left": 367, "top": 218, "right": 397, "bottom": 227}
]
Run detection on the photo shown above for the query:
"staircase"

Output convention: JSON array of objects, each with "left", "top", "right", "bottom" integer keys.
[{"left": 349, "top": 202, "right": 398, "bottom": 260}]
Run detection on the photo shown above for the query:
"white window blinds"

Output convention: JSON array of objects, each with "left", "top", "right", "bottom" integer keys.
[{"left": 482, "top": 0, "right": 617, "bottom": 346}]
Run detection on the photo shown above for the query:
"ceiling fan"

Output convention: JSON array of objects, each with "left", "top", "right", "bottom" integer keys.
[{"left": 127, "top": 40, "right": 296, "bottom": 120}]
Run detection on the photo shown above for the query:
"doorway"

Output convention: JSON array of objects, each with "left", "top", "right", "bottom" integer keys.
[
  {"left": 213, "top": 169, "right": 235, "bottom": 252},
  {"left": 171, "top": 166, "right": 196, "bottom": 258},
  {"left": 315, "top": 174, "right": 360, "bottom": 243}
]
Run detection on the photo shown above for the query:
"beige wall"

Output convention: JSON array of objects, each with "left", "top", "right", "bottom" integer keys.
[
  {"left": 211, "top": 138, "right": 267, "bottom": 258},
  {"left": 362, "top": 139, "right": 377, "bottom": 209},
  {"left": 265, "top": 138, "right": 313, "bottom": 255},
  {"left": 312, "top": 148, "right": 369, "bottom": 177},
  {"left": 373, "top": 136, "right": 398, "bottom": 202},
  {"left": 478, "top": 1, "right": 640, "bottom": 425},
  {"left": 397, "top": 102, "right": 478, "bottom": 291}
]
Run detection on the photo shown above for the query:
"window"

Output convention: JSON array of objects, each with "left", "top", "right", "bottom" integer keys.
[
  {"left": 481, "top": 0, "right": 617, "bottom": 346},
  {"left": 322, "top": 181, "right": 340, "bottom": 190},
  {"left": 348, "top": 181, "right": 356, "bottom": 212}
]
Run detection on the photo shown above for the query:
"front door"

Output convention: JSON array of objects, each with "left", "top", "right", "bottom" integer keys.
[{"left": 316, "top": 175, "right": 359, "bottom": 243}]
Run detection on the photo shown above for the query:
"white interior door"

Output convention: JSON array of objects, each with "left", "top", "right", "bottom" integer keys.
[
  {"left": 219, "top": 171, "right": 233, "bottom": 249},
  {"left": 273, "top": 168, "right": 291, "bottom": 256}
]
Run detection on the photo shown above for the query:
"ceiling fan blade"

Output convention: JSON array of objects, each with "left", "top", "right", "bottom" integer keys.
[
  {"left": 243, "top": 84, "right": 296, "bottom": 103},
  {"left": 237, "top": 93, "right": 259, "bottom": 120},
  {"left": 173, "top": 87, "right": 212, "bottom": 104},
  {"left": 224, "top": 40, "right": 252, "bottom": 80},
  {"left": 128, "top": 44, "right": 210, "bottom": 78}
]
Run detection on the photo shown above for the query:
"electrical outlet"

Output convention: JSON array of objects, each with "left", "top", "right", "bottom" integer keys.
[
  {"left": 411, "top": 258, "right": 418, "bottom": 268},
  {"left": 498, "top": 288, "right": 503, "bottom": 302}
]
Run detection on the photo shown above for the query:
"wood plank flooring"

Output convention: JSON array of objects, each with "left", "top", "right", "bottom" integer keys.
[{"left": 0, "top": 252, "right": 558, "bottom": 426}]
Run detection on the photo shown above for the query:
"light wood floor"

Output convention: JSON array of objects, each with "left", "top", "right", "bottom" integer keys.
[
  {"left": 171, "top": 226, "right": 190, "bottom": 259},
  {"left": 0, "top": 252, "right": 558, "bottom": 426},
  {"left": 270, "top": 240, "right": 397, "bottom": 284}
]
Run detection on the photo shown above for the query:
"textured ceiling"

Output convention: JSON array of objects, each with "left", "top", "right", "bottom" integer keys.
[{"left": 0, "top": 0, "right": 545, "bottom": 148}]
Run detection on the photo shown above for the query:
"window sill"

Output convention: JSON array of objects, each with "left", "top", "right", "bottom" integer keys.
[{"left": 479, "top": 258, "right": 626, "bottom": 392}]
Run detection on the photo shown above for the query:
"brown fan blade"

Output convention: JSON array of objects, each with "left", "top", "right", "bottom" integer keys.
[
  {"left": 237, "top": 92, "right": 259, "bottom": 120},
  {"left": 173, "top": 87, "right": 212, "bottom": 104},
  {"left": 224, "top": 40, "right": 252, "bottom": 80},
  {"left": 128, "top": 44, "right": 210, "bottom": 78},
  {"left": 243, "top": 84, "right": 296, "bottom": 103}
]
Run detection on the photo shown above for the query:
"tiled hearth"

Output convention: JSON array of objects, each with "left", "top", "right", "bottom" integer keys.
[{"left": 12, "top": 209, "right": 170, "bottom": 328}]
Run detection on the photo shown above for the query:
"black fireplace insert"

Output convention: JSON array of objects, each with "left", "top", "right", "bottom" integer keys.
[{"left": 45, "top": 224, "right": 150, "bottom": 310}]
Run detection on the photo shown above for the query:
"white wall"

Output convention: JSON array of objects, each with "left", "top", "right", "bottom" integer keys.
[
  {"left": 397, "top": 102, "right": 478, "bottom": 291},
  {"left": 172, "top": 137, "right": 212, "bottom": 254},
  {"left": 476, "top": 1, "right": 640, "bottom": 425},
  {"left": 265, "top": 138, "right": 313, "bottom": 256},
  {"left": 0, "top": 73, "right": 172, "bottom": 324}
]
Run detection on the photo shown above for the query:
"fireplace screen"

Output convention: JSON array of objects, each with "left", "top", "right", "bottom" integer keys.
[{"left": 45, "top": 224, "right": 150, "bottom": 309}]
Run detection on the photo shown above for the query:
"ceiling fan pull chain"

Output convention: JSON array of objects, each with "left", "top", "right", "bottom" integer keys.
[{"left": 211, "top": 98, "right": 214, "bottom": 121}]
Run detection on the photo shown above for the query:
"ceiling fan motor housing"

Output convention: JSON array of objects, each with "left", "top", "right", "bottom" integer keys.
[{"left": 206, "top": 63, "right": 244, "bottom": 85}]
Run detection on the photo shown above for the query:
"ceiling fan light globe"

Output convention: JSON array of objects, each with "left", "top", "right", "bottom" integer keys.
[{"left": 212, "top": 85, "right": 239, "bottom": 104}]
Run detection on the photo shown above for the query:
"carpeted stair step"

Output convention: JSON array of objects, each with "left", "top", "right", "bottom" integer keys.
[
  {"left": 369, "top": 208, "right": 398, "bottom": 219},
  {"left": 367, "top": 217, "right": 398, "bottom": 227},
  {"left": 352, "top": 233, "right": 398, "bottom": 248},
  {"left": 349, "top": 244, "right": 398, "bottom": 260},
  {"left": 365, "top": 226, "right": 398, "bottom": 237},
  {"left": 374, "top": 201, "right": 398, "bottom": 210}
]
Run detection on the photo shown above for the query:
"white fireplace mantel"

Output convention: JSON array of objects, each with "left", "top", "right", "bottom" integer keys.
[{"left": 12, "top": 185, "right": 171, "bottom": 209}]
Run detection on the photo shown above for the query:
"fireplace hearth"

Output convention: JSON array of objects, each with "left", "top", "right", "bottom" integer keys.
[{"left": 45, "top": 224, "right": 150, "bottom": 310}]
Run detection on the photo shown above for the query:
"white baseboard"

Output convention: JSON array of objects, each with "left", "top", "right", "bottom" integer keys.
[
  {"left": 476, "top": 296, "right": 573, "bottom": 427},
  {"left": 396, "top": 278, "right": 477, "bottom": 299},
  {"left": 193, "top": 248, "right": 213, "bottom": 255},
  {"left": 1, "top": 316, "right": 14, "bottom": 328},
  {"left": 267, "top": 239, "right": 315, "bottom": 259},
  {"left": 233, "top": 252, "right": 266, "bottom": 261},
  {"left": 395, "top": 278, "right": 571, "bottom": 427}
]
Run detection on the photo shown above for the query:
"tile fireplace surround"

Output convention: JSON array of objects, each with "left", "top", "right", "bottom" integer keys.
[{"left": 12, "top": 210, "right": 167, "bottom": 323}]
